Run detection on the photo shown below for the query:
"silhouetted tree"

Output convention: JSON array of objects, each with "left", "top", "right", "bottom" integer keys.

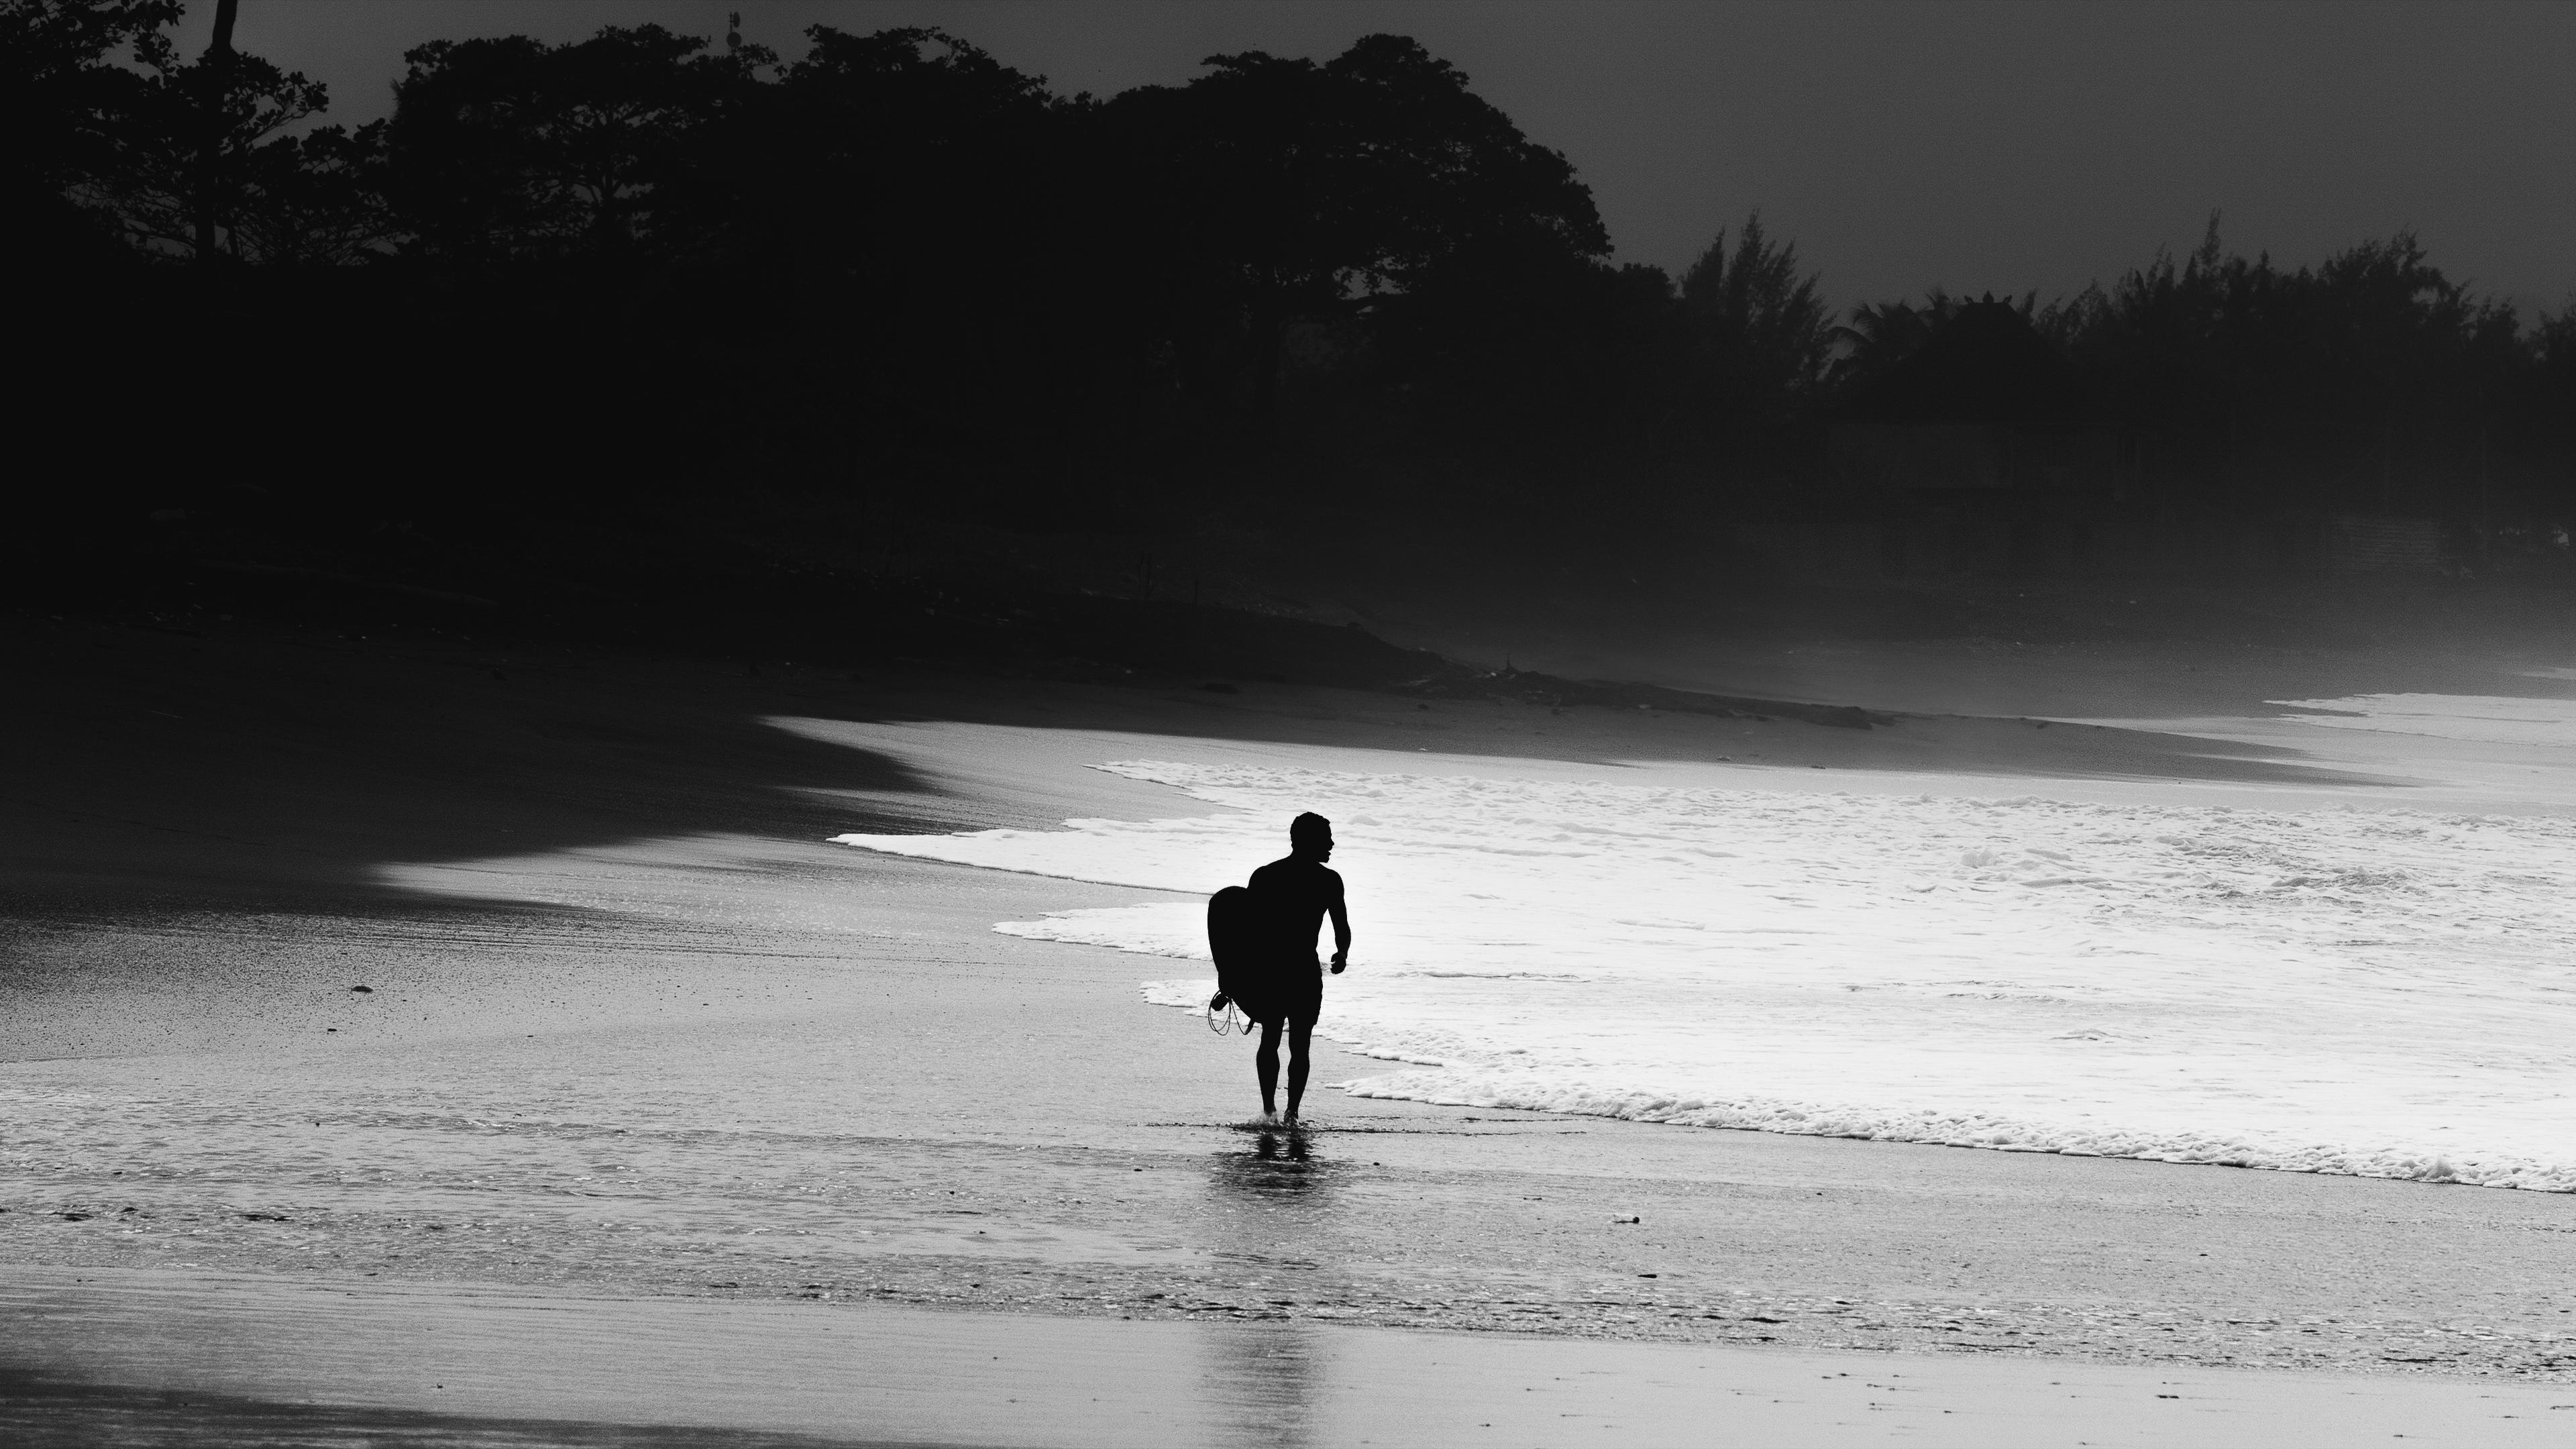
[
  {"left": 187, "top": 0, "right": 236, "bottom": 264},
  {"left": 1831, "top": 288, "right": 2046, "bottom": 389},
  {"left": 1830, "top": 299, "right": 1933, "bottom": 377},
  {"left": 79, "top": 14, "right": 329, "bottom": 262},
  {"left": 219, "top": 121, "right": 394, "bottom": 266},
  {"left": 21, "top": 5, "right": 2569, "bottom": 580},
  {"left": 388, "top": 24, "right": 770, "bottom": 262},
  {"left": 1111, "top": 34, "right": 1609, "bottom": 427},
  {"left": 654, "top": 25, "right": 1081, "bottom": 499},
  {"left": 1, "top": 0, "right": 181, "bottom": 265},
  {"left": 1680, "top": 213, "right": 1835, "bottom": 422},
  {"left": 2031, "top": 219, "right": 2534, "bottom": 506}
]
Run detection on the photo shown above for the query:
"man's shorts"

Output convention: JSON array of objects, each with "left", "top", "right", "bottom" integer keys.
[{"left": 1242, "top": 957, "right": 1324, "bottom": 1028}]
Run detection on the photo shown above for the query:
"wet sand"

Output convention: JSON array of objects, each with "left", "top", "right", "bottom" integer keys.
[
  {"left": 8, "top": 1267, "right": 2575, "bottom": 1448},
  {"left": 8, "top": 612, "right": 2576, "bottom": 1442}
]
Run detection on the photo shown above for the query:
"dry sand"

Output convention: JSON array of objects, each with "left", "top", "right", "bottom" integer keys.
[{"left": 7, "top": 612, "right": 2576, "bottom": 1444}]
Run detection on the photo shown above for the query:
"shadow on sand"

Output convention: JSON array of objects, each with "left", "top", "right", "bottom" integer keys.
[
  {"left": 0, "top": 1371, "right": 887, "bottom": 1449},
  {"left": 4, "top": 618, "right": 965, "bottom": 928}
]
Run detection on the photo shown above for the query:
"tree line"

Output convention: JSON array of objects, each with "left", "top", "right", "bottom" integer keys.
[{"left": 13, "top": 0, "right": 2571, "bottom": 570}]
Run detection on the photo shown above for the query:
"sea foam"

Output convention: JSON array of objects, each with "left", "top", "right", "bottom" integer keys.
[{"left": 832, "top": 761, "right": 2576, "bottom": 1190}]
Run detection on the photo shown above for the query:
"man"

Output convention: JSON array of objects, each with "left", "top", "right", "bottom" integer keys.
[{"left": 1242, "top": 812, "right": 1350, "bottom": 1125}]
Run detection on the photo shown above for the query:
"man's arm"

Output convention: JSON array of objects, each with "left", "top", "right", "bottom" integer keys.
[{"left": 1328, "top": 877, "right": 1352, "bottom": 973}]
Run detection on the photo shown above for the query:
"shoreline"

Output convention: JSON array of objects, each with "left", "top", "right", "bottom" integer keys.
[{"left": 9, "top": 612, "right": 2576, "bottom": 1440}]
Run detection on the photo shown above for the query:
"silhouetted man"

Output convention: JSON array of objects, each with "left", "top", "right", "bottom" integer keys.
[{"left": 1244, "top": 812, "right": 1350, "bottom": 1125}]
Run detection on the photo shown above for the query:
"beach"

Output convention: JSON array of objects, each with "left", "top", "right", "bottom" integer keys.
[{"left": 8, "top": 609, "right": 2576, "bottom": 1444}]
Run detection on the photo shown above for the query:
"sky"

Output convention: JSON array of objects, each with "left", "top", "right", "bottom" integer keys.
[{"left": 179, "top": 0, "right": 2576, "bottom": 318}]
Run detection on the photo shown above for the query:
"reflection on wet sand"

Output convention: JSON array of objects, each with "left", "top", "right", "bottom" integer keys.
[
  {"left": 1197, "top": 1132, "right": 1336, "bottom": 1449},
  {"left": 1198, "top": 1322, "right": 1320, "bottom": 1449},
  {"left": 1207, "top": 1130, "right": 1339, "bottom": 1234},
  {"left": 1244, "top": 1131, "right": 1311, "bottom": 1173},
  {"left": 12, "top": 1263, "right": 2574, "bottom": 1448}
]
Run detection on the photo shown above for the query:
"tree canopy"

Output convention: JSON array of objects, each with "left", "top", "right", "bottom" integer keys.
[{"left": 15, "top": 0, "right": 2571, "bottom": 567}]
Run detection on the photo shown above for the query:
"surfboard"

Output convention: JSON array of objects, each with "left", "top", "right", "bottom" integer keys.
[{"left": 1207, "top": 885, "right": 1266, "bottom": 1013}]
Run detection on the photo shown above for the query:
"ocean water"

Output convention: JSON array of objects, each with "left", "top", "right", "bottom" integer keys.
[
  {"left": 2272, "top": 692, "right": 2576, "bottom": 749},
  {"left": 831, "top": 758, "right": 2576, "bottom": 1191}
]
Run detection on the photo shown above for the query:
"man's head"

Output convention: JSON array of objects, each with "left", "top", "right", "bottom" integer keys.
[{"left": 1290, "top": 812, "right": 1334, "bottom": 861}]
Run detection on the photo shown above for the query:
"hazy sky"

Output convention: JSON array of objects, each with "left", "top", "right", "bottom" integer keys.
[{"left": 182, "top": 0, "right": 2575, "bottom": 317}]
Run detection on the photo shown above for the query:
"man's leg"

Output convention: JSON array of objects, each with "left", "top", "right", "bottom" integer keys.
[
  {"left": 1255, "top": 1018, "right": 1283, "bottom": 1118},
  {"left": 1283, "top": 1018, "right": 1314, "bottom": 1122}
]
